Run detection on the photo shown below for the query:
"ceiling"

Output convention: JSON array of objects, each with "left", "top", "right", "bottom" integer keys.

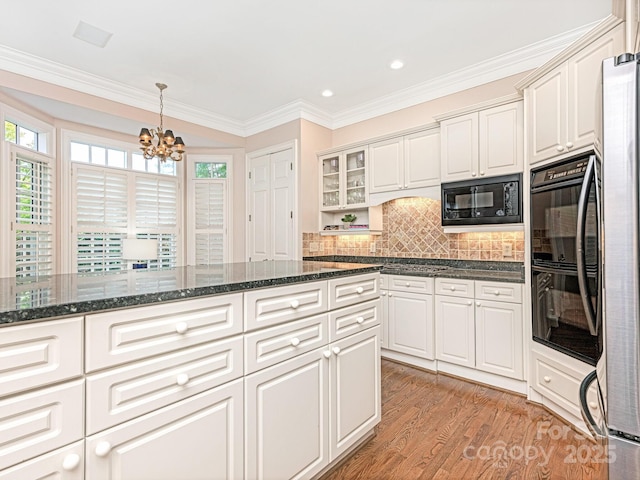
[{"left": 0, "top": 0, "right": 612, "bottom": 141}]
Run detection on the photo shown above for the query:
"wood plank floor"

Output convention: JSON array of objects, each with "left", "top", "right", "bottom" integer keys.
[{"left": 321, "top": 360, "right": 606, "bottom": 480}]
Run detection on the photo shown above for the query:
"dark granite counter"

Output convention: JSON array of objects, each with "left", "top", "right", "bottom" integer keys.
[
  {"left": 0, "top": 261, "right": 381, "bottom": 326},
  {"left": 304, "top": 256, "right": 524, "bottom": 284}
]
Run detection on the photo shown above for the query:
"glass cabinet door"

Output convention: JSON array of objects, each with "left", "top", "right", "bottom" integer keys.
[
  {"left": 345, "top": 149, "right": 366, "bottom": 206},
  {"left": 322, "top": 155, "right": 340, "bottom": 208}
]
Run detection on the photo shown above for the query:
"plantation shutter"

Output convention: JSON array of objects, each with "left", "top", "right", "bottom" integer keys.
[
  {"left": 194, "top": 180, "right": 226, "bottom": 264},
  {"left": 14, "top": 151, "right": 54, "bottom": 277},
  {"left": 135, "top": 176, "right": 178, "bottom": 228}
]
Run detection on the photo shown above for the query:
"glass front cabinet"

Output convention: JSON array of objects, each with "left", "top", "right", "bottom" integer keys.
[{"left": 319, "top": 147, "right": 368, "bottom": 211}]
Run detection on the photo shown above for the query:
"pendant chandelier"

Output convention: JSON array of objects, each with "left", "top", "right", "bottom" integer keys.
[{"left": 138, "top": 83, "right": 186, "bottom": 162}]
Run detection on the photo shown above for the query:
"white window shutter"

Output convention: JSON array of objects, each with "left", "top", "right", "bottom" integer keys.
[
  {"left": 135, "top": 176, "right": 178, "bottom": 227},
  {"left": 193, "top": 180, "right": 226, "bottom": 264},
  {"left": 75, "top": 166, "right": 128, "bottom": 227}
]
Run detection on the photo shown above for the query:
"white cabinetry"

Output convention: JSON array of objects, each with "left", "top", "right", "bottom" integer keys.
[
  {"left": 519, "top": 21, "right": 624, "bottom": 164},
  {"left": 439, "top": 100, "right": 523, "bottom": 182},
  {"left": 369, "top": 127, "right": 440, "bottom": 193},
  {"left": 0, "top": 441, "right": 84, "bottom": 480},
  {"left": 320, "top": 147, "right": 367, "bottom": 211},
  {"left": 435, "top": 293, "right": 475, "bottom": 368}
]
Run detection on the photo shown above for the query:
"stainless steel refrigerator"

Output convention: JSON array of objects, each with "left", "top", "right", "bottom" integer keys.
[{"left": 579, "top": 53, "right": 640, "bottom": 478}]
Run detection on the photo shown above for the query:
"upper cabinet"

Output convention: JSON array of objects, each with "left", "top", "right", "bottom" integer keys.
[
  {"left": 320, "top": 147, "right": 368, "bottom": 211},
  {"left": 439, "top": 99, "right": 524, "bottom": 182},
  {"left": 517, "top": 18, "right": 624, "bottom": 165},
  {"left": 369, "top": 127, "right": 440, "bottom": 194}
]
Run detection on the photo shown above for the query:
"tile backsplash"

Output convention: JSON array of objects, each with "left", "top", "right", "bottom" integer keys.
[{"left": 304, "top": 197, "right": 524, "bottom": 261}]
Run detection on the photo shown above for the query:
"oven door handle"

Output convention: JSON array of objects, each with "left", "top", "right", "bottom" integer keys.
[{"left": 576, "top": 155, "right": 598, "bottom": 336}]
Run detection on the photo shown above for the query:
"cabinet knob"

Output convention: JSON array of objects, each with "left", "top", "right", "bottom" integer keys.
[
  {"left": 290, "top": 337, "right": 301, "bottom": 347},
  {"left": 332, "top": 346, "right": 341, "bottom": 355},
  {"left": 175, "top": 322, "right": 188, "bottom": 334},
  {"left": 566, "top": 142, "right": 574, "bottom": 149},
  {"left": 556, "top": 145, "right": 564, "bottom": 152},
  {"left": 467, "top": 301, "right": 472, "bottom": 306},
  {"left": 405, "top": 282, "right": 410, "bottom": 287},
  {"left": 381, "top": 291, "right": 387, "bottom": 296},
  {"left": 589, "top": 401, "right": 598, "bottom": 410},
  {"left": 176, "top": 373, "right": 190, "bottom": 386},
  {"left": 95, "top": 441, "right": 112, "bottom": 457},
  {"left": 471, "top": 172, "right": 477, "bottom": 177},
  {"left": 388, "top": 292, "right": 393, "bottom": 297},
  {"left": 450, "top": 286, "right": 456, "bottom": 291},
  {"left": 404, "top": 184, "right": 408, "bottom": 189},
  {"left": 543, "top": 376, "right": 551, "bottom": 383},
  {"left": 62, "top": 453, "right": 81, "bottom": 471},
  {"left": 494, "top": 290, "right": 500, "bottom": 296},
  {"left": 356, "top": 316, "right": 365, "bottom": 324},
  {"left": 290, "top": 299, "right": 300, "bottom": 309},
  {"left": 356, "top": 286, "right": 364, "bottom": 294},
  {"left": 323, "top": 350, "right": 332, "bottom": 359},
  {"left": 476, "top": 301, "right": 481, "bottom": 307},
  {"left": 480, "top": 171, "right": 485, "bottom": 176}
]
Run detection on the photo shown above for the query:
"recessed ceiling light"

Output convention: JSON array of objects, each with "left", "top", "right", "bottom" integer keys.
[
  {"left": 73, "top": 21, "right": 113, "bottom": 48},
  {"left": 390, "top": 60, "right": 404, "bottom": 70},
  {"left": 321, "top": 90, "right": 334, "bottom": 97}
]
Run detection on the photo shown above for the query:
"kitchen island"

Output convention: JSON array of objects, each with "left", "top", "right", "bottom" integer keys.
[{"left": 0, "top": 261, "right": 382, "bottom": 480}]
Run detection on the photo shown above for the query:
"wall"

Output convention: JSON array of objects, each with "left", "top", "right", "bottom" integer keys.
[
  {"left": 303, "top": 197, "right": 525, "bottom": 262},
  {"left": 299, "top": 120, "right": 332, "bottom": 233}
]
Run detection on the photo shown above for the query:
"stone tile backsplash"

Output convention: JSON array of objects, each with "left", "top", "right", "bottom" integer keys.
[{"left": 303, "top": 197, "right": 524, "bottom": 261}]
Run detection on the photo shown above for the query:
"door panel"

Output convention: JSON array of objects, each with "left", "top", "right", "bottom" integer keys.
[{"left": 249, "top": 154, "right": 271, "bottom": 261}]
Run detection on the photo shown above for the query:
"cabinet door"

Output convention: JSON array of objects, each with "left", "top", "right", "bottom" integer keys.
[
  {"left": 388, "top": 290, "right": 434, "bottom": 359},
  {"left": 330, "top": 326, "right": 381, "bottom": 460},
  {"left": 478, "top": 102, "right": 523, "bottom": 177},
  {"left": 526, "top": 65, "right": 568, "bottom": 165},
  {"left": 320, "top": 153, "right": 341, "bottom": 210},
  {"left": 344, "top": 147, "right": 368, "bottom": 207},
  {"left": 0, "top": 441, "right": 84, "bottom": 480},
  {"left": 568, "top": 24, "right": 624, "bottom": 152},
  {"left": 86, "top": 379, "right": 243, "bottom": 480},
  {"left": 404, "top": 129, "right": 440, "bottom": 189},
  {"left": 475, "top": 300, "right": 523, "bottom": 380},
  {"left": 369, "top": 138, "right": 403, "bottom": 193},
  {"left": 435, "top": 295, "right": 475, "bottom": 367},
  {"left": 440, "top": 112, "right": 479, "bottom": 182},
  {"left": 245, "top": 349, "right": 329, "bottom": 480}
]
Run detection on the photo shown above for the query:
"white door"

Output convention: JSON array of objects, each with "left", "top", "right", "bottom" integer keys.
[
  {"left": 478, "top": 102, "right": 524, "bottom": 177},
  {"left": 245, "top": 349, "right": 329, "bottom": 480},
  {"left": 404, "top": 129, "right": 440, "bottom": 189},
  {"left": 440, "top": 112, "right": 479, "bottom": 182},
  {"left": 248, "top": 147, "right": 295, "bottom": 261},
  {"left": 368, "top": 138, "right": 403, "bottom": 193},
  {"left": 330, "top": 326, "right": 381, "bottom": 461},
  {"left": 435, "top": 295, "right": 475, "bottom": 367},
  {"left": 387, "top": 290, "right": 434, "bottom": 359},
  {"left": 85, "top": 380, "right": 244, "bottom": 480}
]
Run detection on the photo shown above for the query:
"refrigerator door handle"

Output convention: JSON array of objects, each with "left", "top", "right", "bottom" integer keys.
[
  {"left": 579, "top": 370, "right": 606, "bottom": 440},
  {"left": 576, "top": 155, "right": 598, "bottom": 336}
]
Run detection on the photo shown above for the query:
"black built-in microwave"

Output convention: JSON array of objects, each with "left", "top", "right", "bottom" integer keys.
[{"left": 441, "top": 173, "right": 522, "bottom": 226}]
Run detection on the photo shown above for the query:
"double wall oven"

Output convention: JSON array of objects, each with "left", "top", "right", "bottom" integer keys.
[{"left": 530, "top": 152, "right": 601, "bottom": 365}]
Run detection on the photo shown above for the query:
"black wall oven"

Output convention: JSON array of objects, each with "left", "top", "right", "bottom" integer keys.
[{"left": 530, "top": 152, "right": 602, "bottom": 365}]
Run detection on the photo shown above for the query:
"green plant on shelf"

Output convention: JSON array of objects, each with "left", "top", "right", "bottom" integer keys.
[{"left": 341, "top": 213, "right": 357, "bottom": 229}]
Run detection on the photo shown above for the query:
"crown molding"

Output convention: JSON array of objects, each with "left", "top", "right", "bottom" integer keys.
[
  {"left": 243, "top": 99, "right": 333, "bottom": 136},
  {"left": 433, "top": 93, "right": 523, "bottom": 122}
]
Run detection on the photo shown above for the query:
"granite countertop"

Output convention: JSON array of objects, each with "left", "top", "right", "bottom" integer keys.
[{"left": 0, "top": 261, "right": 380, "bottom": 326}]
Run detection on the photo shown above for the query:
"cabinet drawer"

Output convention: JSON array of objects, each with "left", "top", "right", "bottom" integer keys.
[
  {"left": 475, "top": 280, "right": 522, "bottom": 303},
  {"left": 0, "top": 440, "right": 84, "bottom": 480},
  {"left": 330, "top": 298, "right": 381, "bottom": 342},
  {"left": 388, "top": 275, "right": 433, "bottom": 294},
  {"left": 328, "top": 273, "right": 380, "bottom": 309},
  {"left": 245, "top": 281, "right": 327, "bottom": 332},
  {"left": 435, "top": 278, "right": 474, "bottom": 298},
  {"left": 86, "top": 336, "right": 243, "bottom": 435},
  {"left": 244, "top": 314, "right": 328, "bottom": 374},
  {"left": 86, "top": 293, "right": 243, "bottom": 372},
  {"left": 0, "top": 379, "right": 84, "bottom": 471},
  {"left": 531, "top": 349, "right": 586, "bottom": 417},
  {"left": 0, "top": 317, "right": 83, "bottom": 398}
]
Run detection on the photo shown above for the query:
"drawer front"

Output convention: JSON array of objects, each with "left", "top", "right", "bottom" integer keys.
[
  {"left": 329, "top": 273, "right": 380, "bottom": 310},
  {"left": 475, "top": 280, "right": 522, "bottom": 304},
  {"left": 244, "top": 314, "right": 328, "bottom": 374},
  {"left": 330, "top": 298, "right": 381, "bottom": 342},
  {"left": 0, "top": 317, "right": 83, "bottom": 399},
  {"left": 388, "top": 275, "right": 433, "bottom": 294},
  {"left": 86, "top": 293, "right": 243, "bottom": 372},
  {"left": 531, "top": 350, "right": 584, "bottom": 417},
  {"left": 0, "top": 440, "right": 84, "bottom": 480},
  {"left": 244, "top": 281, "right": 327, "bottom": 332},
  {"left": 434, "top": 278, "right": 474, "bottom": 298},
  {"left": 0, "top": 379, "right": 84, "bottom": 471},
  {"left": 86, "top": 335, "right": 243, "bottom": 435}
]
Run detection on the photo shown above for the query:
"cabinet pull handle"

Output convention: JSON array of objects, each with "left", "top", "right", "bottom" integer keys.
[
  {"left": 356, "top": 316, "right": 365, "bottom": 324},
  {"left": 62, "top": 453, "right": 81, "bottom": 471},
  {"left": 332, "top": 346, "right": 341, "bottom": 355},
  {"left": 566, "top": 142, "right": 574, "bottom": 149},
  {"left": 494, "top": 290, "right": 500, "bottom": 296},
  {"left": 381, "top": 291, "right": 387, "bottom": 296},
  {"left": 556, "top": 145, "right": 564, "bottom": 152},
  {"left": 467, "top": 301, "right": 472, "bottom": 306},
  {"left": 476, "top": 301, "right": 481, "bottom": 307},
  {"left": 450, "top": 286, "right": 456, "bottom": 291},
  {"left": 323, "top": 350, "right": 332, "bottom": 359},
  {"left": 480, "top": 171, "right": 485, "bottom": 176},
  {"left": 543, "top": 376, "right": 551, "bottom": 383},
  {"left": 176, "top": 373, "right": 190, "bottom": 386},
  {"left": 589, "top": 401, "right": 598, "bottom": 410},
  {"left": 388, "top": 292, "right": 393, "bottom": 297},
  {"left": 175, "top": 322, "right": 188, "bottom": 334},
  {"left": 356, "top": 286, "right": 364, "bottom": 294},
  {"left": 290, "top": 337, "right": 301, "bottom": 347},
  {"left": 405, "top": 282, "right": 410, "bottom": 287},
  {"left": 95, "top": 441, "right": 112, "bottom": 457},
  {"left": 290, "top": 299, "right": 300, "bottom": 309}
]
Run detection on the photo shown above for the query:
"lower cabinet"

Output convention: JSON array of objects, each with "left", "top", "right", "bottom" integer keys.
[
  {"left": 434, "top": 295, "right": 475, "bottom": 367},
  {"left": 245, "top": 326, "right": 380, "bottom": 480},
  {"left": 85, "top": 379, "right": 244, "bottom": 480},
  {"left": 388, "top": 290, "right": 434, "bottom": 359}
]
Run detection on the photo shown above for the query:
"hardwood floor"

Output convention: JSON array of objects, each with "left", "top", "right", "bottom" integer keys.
[{"left": 321, "top": 360, "right": 606, "bottom": 480}]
